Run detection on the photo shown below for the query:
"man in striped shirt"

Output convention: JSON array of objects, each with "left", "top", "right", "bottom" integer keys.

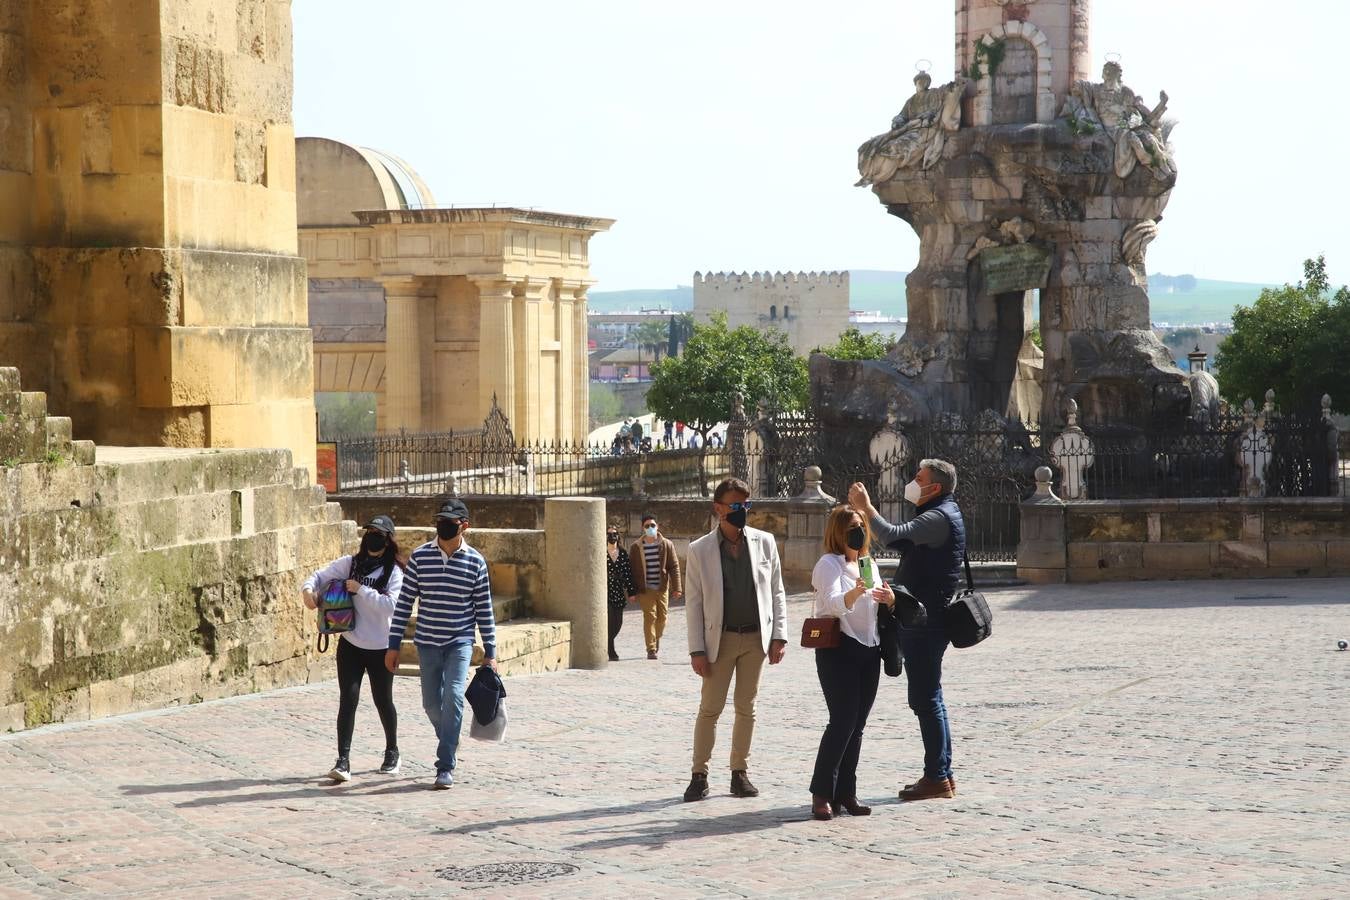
[{"left": 384, "top": 498, "right": 497, "bottom": 789}]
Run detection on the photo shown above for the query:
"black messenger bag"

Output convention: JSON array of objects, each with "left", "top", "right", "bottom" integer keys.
[{"left": 945, "top": 554, "right": 992, "bottom": 648}]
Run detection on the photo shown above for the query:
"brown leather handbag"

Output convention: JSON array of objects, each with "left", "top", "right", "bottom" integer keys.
[{"left": 800, "top": 616, "right": 841, "bottom": 649}]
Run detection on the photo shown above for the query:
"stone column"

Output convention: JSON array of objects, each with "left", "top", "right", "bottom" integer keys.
[
  {"left": 540, "top": 498, "right": 606, "bottom": 669},
  {"left": 514, "top": 278, "right": 548, "bottom": 443},
  {"left": 1017, "top": 466, "right": 1068, "bottom": 584},
  {"left": 571, "top": 284, "right": 591, "bottom": 445},
  {"left": 1069, "top": 0, "right": 1093, "bottom": 85},
  {"left": 379, "top": 276, "right": 424, "bottom": 432},
  {"left": 473, "top": 278, "right": 517, "bottom": 429}
]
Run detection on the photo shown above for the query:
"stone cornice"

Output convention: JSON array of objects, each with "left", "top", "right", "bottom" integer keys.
[{"left": 351, "top": 207, "right": 615, "bottom": 232}]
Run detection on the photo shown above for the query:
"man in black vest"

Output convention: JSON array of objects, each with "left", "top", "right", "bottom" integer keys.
[{"left": 849, "top": 458, "right": 963, "bottom": 801}]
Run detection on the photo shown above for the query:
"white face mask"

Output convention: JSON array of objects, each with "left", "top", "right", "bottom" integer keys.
[
  {"left": 644, "top": 525, "right": 658, "bottom": 538},
  {"left": 904, "top": 480, "right": 925, "bottom": 505}
]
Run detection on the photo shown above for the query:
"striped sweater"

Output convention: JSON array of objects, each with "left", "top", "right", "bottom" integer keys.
[{"left": 387, "top": 539, "right": 496, "bottom": 658}]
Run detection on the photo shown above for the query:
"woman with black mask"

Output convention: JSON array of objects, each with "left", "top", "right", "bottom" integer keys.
[
  {"left": 303, "top": 515, "right": 406, "bottom": 783},
  {"left": 605, "top": 523, "right": 636, "bottom": 661},
  {"left": 807, "top": 504, "right": 894, "bottom": 820}
]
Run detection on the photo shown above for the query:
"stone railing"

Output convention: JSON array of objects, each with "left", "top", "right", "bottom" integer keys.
[{"left": 1017, "top": 467, "right": 1350, "bottom": 583}]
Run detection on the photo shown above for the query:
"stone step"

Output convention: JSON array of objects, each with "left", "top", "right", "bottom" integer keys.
[
  {"left": 395, "top": 617, "right": 570, "bottom": 678},
  {"left": 877, "top": 558, "right": 1025, "bottom": 588},
  {"left": 44, "top": 416, "right": 72, "bottom": 461}
]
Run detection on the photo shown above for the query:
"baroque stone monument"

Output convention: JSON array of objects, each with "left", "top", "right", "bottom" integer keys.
[{"left": 816, "top": 0, "right": 1190, "bottom": 428}]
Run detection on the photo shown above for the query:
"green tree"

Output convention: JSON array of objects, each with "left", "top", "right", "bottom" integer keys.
[
  {"left": 814, "top": 327, "right": 897, "bottom": 360},
  {"left": 646, "top": 313, "right": 808, "bottom": 492},
  {"left": 1215, "top": 256, "right": 1350, "bottom": 410},
  {"left": 589, "top": 382, "right": 622, "bottom": 429}
]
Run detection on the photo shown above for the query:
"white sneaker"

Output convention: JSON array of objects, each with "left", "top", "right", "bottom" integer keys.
[
  {"left": 432, "top": 770, "right": 453, "bottom": 790},
  {"left": 379, "top": 750, "right": 401, "bottom": 775},
  {"left": 327, "top": 757, "right": 351, "bottom": 783}
]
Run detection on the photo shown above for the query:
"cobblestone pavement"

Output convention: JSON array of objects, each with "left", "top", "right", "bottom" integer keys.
[{"left": 2, "top": 578, "right": 1348, "bottom": 898}]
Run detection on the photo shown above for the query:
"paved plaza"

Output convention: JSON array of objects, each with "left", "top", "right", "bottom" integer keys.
[{"left": 1, "top": 578, "right": 1347, "bottom": 898}]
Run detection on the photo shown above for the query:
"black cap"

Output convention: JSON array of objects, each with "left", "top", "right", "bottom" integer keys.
[
  {"left": 435, "top": 498, "right": 470, "bottom": 520},
  {"left": 363, "top": 514, "right": 395, "bottom": 535}
]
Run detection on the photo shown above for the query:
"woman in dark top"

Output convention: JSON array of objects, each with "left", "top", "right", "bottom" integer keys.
[{"left": 606, "top": 524, "right": 636, "bottom": 661}]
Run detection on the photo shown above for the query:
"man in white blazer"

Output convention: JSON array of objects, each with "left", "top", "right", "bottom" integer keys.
[{"left": 683, "top": 477, "right": 789, "bottom": 802}]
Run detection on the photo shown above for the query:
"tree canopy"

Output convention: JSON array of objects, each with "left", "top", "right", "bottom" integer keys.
[
  {"left": 645, "top": 312, "right": 808, "bottom": 436},
  {"left": 813, "top": 326, "right": 896, "bottom": 360},
  {"left": 1215, "top": 256, "right": 1350, "bottom": 411}
]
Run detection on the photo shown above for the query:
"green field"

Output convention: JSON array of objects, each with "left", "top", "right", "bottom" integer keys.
[{"left": 588, "top": 271, "right": 1270, "bottom": 325}]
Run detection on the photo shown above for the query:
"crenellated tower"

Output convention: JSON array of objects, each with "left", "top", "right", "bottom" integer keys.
[{"left": 693, "top": 271, "right": 850, "bottom": 357}]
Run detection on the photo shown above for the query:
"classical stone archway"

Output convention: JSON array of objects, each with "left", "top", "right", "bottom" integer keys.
[{"left": 970, "top": 20, "right": 1056, "bottom": 125}]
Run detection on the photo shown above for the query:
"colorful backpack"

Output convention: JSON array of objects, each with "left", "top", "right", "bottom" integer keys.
[{"left": 316, "top": 557, "right": 357, "bottom": 653}]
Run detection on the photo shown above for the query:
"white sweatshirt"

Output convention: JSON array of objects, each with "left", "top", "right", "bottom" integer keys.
[{"left": 303, "top": 555, "right": 404, "bottom": 651}]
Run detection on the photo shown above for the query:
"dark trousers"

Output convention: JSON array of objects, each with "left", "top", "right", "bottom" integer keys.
[
  {"left": 607, "top": 603, "right": 625, "bottom": 656},
  {"left": 899, "top": 626, "right": 952, "bottom": 782},
  {"left": 336, "top": 638, "right": 398, "bottom": 758},
  {"left": 810, "top": 634, "right": 882, "bottom": 800}
]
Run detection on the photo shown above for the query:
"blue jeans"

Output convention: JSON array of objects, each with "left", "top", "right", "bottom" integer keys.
[
  {"left": 417, "top": 641, "right": 473, "bottom": 774},
  {"left": 899, "top": 626, "right": 952, "bottom": 782}
]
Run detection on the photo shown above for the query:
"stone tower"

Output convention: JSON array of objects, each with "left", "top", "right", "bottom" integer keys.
[
  {"left": 693, "top": 271, "right": 850, "bottom": 357},
  {"left": 819, "top": 0, "right": 1188, "bottom": 428},
  {"left": 0, "top": 1, "right": 317, "bottom": 477}
]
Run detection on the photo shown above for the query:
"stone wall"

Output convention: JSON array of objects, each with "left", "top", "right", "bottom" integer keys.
[
  {"left": 1019, "top": 495, "right": 1350, "bottom": 583},
  {"left": 0, "top": 0, "right": 317, "bottom": 476},
  {"left": 0, "top": 367, "right": 346, "bottom": 732},
  {"left": 333, "top": 491, "right": 831, "bottom": 592}
]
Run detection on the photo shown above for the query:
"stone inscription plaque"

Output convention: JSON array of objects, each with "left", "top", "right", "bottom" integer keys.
[{"left": 979, "top": 243, "right": 1053, "bottom": 295}]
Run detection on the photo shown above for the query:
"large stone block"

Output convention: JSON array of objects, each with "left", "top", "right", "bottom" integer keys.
[
  {"left": 1067, "top": 511, "right": 1147, "bottom": 542},
  {"left": 1141, "top": 542, "right": 1214, "bottom": 572},
  {"left": 1266, "top": 541, "right": 1327, "bottom": 569},
  {"left": 1216, "top": 541, "right": 1268, "bottom": 569},
  {"left": 1162, "top": 509, "right": 1243, "bottom": 543},
  {"left": 1264, "top": 504, "right": 1350, "bottom": 540},
  {"left": 1068, "top": 541, "right": 1142, "bottom": 571}
]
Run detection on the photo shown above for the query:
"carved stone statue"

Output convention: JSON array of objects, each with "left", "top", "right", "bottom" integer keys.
[
  {"left": 855, "top": 73, "right": 968, "bottom": 186},
  {"left": 1061, "top": 61, "right": 1175, "bottom": 180}
]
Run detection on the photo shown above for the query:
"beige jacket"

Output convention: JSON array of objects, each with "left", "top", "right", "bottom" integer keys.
[{"left": 684, "top": 525, "right": 788, "bottom": 664}]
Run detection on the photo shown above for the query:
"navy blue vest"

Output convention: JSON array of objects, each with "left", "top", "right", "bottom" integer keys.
[{"left": 895, "top": 494, "right": 966, "bottom": 614}]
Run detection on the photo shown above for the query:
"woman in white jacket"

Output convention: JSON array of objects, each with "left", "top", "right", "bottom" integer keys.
[
  {"left": 303, "top": 514, "right": 405, "bottom": 783},
  {"left": 808, "top": 504, "right": 893, "bottom": 821}
]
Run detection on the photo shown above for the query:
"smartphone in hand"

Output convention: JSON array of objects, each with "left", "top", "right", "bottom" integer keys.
[{"left": 859, "top": 555, "right": 876, "bottom": 589}]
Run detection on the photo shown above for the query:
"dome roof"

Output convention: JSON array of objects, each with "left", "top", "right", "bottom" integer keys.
[{"left": 295, "top": 137, "right": 437, "bottom": 227}]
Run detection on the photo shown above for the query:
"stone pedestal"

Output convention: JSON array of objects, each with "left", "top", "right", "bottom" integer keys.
[
  {"left": 1017, "top": 467, "right": 1068, "bottom": 584},
  {"left": 540, "top": 498, "right": 607, "bottom": 669}
]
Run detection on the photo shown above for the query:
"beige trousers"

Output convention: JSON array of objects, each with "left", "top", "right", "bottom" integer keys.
[
  {"left": 691, "top": 630, "right": 767, "bottom": 774},
  {"left": 636, "top": 588, "right": 668, "bottom": 652}
]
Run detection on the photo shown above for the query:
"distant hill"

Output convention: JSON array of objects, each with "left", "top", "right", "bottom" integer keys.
[{"left": 588, "top": 271, "right": 1271, "bottom": 325}]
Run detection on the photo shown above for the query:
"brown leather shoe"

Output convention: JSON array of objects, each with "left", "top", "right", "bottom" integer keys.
[
  {"left": 811, "top": 794, "right": 833, "bottom": 821},
  {"left": 836, "top": 796, "right": 872, "bottom": 816},
  {"left": 683, "top": 772, "right": 709, "bottom": 802},
  {"left": 899, "top": 775, "right": 956, "bottom": 801},
  {"left": 730, "top": 769, "right": 759, "bottom": 797},
  {"left": 646, "top": 649, "right": 658, "bottom": 660}
]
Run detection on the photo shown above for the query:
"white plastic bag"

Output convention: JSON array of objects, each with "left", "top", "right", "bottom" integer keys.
[{"left": 469, "top": 698, "right": 508, "bottom": 742}]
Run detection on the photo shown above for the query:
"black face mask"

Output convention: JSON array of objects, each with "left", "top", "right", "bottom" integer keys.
[
  {"left": 846, "top": 526, "right": 866, "bottom": 551},
  {"left": 606, "top": 534, "right": 618, "bottom": 544},
  {"left": 436, "top": 519, "right": 462, "bottom": 540},
  {"left": 361, "top": 532, "right": 388, "bottom": 555},
  {"left": 725, "top": 508, "right": 748, "bottom": 530}
]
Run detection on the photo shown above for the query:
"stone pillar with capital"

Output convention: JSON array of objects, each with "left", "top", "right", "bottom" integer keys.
[
  {"left": 472, "top": 278, "right": 517, "bottom": 433},
  {"left": 514, "top": 279, "right": 550, "bottom": 443},
  {"left": 378, "top": 276, "right": 427, "bottom": 432}
]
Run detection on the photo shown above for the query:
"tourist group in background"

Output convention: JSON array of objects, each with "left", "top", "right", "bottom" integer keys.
[
  {"left": 609, "top": 415, "right": 722, "bottom": 455},
  {"left": 302, "top": 461, "right": 969, "bottom": 821}
]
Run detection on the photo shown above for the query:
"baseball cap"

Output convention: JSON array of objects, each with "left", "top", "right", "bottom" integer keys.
[
  {"left": 363, "top": 514, "right": 395, "bottom": 535},
  {"left": 435, "top": 498, "right": 470, "bottom": 520}
]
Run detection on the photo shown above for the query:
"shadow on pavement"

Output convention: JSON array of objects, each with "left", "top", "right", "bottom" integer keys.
[
  {"left": 121, "top": 776, "right": 317, "bottom": 795},
  {"left": 563, "top": 804, "right": 813, "bottom": 851},
  {"left": 440, "top": 797, "right": 686, "bottom": 835},
  {"left": 1006, "top": 582, "right": 1350, "bottom": 611},
  {"left": 120, "top": 776, "right": 435, "bottom": 807}
]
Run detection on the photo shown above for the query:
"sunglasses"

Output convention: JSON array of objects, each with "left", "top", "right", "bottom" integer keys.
[{"left": 727, "top": 501, "right": 753, "bottom": 513}]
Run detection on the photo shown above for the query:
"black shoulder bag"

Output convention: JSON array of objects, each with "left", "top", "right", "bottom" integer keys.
[{"left": 945, "top": 554, "right": 993, "bottom": 649}]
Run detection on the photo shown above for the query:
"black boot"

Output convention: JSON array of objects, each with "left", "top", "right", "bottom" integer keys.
[
  {"left": 683, "top": 772, "right": 709, "bottom": 802},
  {"left": 730, "top": 770, "right": 759, "bottom": 798}
]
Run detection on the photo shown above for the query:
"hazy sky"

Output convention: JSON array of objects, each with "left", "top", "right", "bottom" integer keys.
[{"left": 293, "top": 1, "right": 1350, "bottom": 292}]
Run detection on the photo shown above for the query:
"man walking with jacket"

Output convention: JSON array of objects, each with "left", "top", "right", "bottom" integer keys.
[
  {"left": 683, "top": 478, "right": 788, "bottom": 802},
  {"left": 629, "top": 514, "right": 682, "bottom": 660}
]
